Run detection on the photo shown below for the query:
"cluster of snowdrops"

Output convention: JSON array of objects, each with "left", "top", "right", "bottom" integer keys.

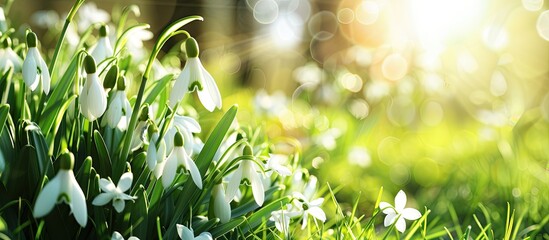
[{"left": 0, "top": 1, "right": 424, "bottom": 239}]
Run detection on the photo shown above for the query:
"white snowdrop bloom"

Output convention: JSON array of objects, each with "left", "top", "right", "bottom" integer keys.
[
  {"left": 380, "top": 190, "right": 422, "bottom": 233},
  {"left": 0, "top": 7, "right": 6, "bottom": 32},
  {"left": 161, "top": 131, "right": 202, "bottom": 189},
  {"left": 163, "top": 114, "right": 201, "bottom": 155},
  {"left": 126, "top": 27, "right": 153, "bottom": 61},
  {"left": 293, "top": 192, "right": 326, "bottom": 229},
  {"left": 79, "top": 55, "right": 107, "bottom": 121},
  {"left": 169, "top": 37, "right": 221, "bottom": 112},
  {"left": 146, "top": 125, "right": 167, "bottom": 172},
  {"left": 210, "top": 183, "right": 231, "bottom": 223},
  {"left": 90, "top": 25, "right": 113, "bottom": 64},
  {"left": 22, "top": 32, "right": 50, "bottom": 94},
  {"left": 265, "top": 154, "right": 292, "bottom": 177},
  {"left": 102, "top": 77, "right": 132, "bottom": 130},
  {"left": 270, "top": 209, "right": 299, "bottom": 236},
  {"left": 176, "top": 224, "right": 212, "bottom": 240},
  {"left": 0, "top": 38, "right": 23, "bottom": 72},
  {"left": 92, "top": 172, "right": 137, "bottom": 213},
  {"left": 33, "top": 152, "right": 87, "bottom": 227},
  {"left": 111, "top": 231, "right": 140, "bottom": 240},
  {"left": 225, "top": 145, "right": 265, "bottom": 206},
  {"left": 77, "top": 2, "right": 110, "bottom": 32}
]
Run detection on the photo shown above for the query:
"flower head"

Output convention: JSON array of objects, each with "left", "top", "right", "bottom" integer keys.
[
  {"left": 292, "top": 184, "right": 326, "bottom": 229},
  {"left": 22, "top": 32, "right": 50, "bottom": 94},
  {"left": 176, "top": 224, "right": 212, "bottom": 240},
  {"left": 102, "top": 77, "right": 132, "bottom": 130},
  {"left": 163, "top": 114, "right": 201, "bottom": 155},
  {"left": 146, "top": 124, "right": 166, "bottom": 172},
  {"left": 33, "top": 152, "right": 87, "bottom": 227},
  {"left": 161, "top": 131, "right": 202, "bottom": 189},
  {"left": 380, "top": 190, "right": 422, "bottom": 233},
  {"left": 265, "top": 154, "right": 292, "bottom": 177},
  {"left": 80, "top": 55, "right": 107, "bottom": 121},
  {"left": 209, "top": 183, "right": 231, "bottom": 223},
  {"left": 90, "top": 24, "right": 113, "bottom": 64},
  {"left": 93, "top": 172, "right": 137, "bottom": 213},
  {"left": 169, "top": 37, "right": 221, "bottom": 112},
  {"left": 225, "top": 144, "right": 265, "bottom": 206},
  {"left": 0, "top": 37, "right": 23, "bottom": 72}
]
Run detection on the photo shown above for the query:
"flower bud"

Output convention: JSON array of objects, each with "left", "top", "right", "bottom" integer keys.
[
  {"left": 84, "top": 55, "right": 97, "bottom": 74},
  {"left": 185, "top": 37, "right": 199, "bottom": 58}
]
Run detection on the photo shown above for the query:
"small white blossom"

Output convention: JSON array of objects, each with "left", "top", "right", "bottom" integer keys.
[
  {"left": 33, "top": 153, "right": 87, "bottom": 227},
  {"left": 226, "top": 147, "right": 265, "bottom": 206},
  {"left": 79, "top": 55, "right": 107, "bottom": 121},
  {"left": 210, "top": 183, "right": 231, "bottom": 223},
  {"left": 90, "top": 25, "right": 113, "bottom": 64},
  {"left": 169, "top": 38, "right": 221, "bottom": 112},
  {"left": 111, "top": 231, "right": 139, "bottom": 240},
  {"left": 163, "top": 114, "right": 201, "bottom": 155},
  {"left": 102, "top": 87, "right": 132, "bottom": 130},
  {"left": 0, "top": 39, "right": 23, "bottom": 72},
  {"left": 92, "top": 172, "right": 137, "bottom": 213},
  {"left": 22, "top": 32, "right": 50, "bottom": 94},
  {"left": 176, "top": 224, "right": 212, "bottom": 240},
  {"left": 265, "top": 154, "right": 292, "bottom": 177},
  {"left": 161, "top": 131, "right": 202, "bottom": 189},
  {"left": 269, "top": 209, "right": 299, "bottom": 235},
  {"left": 293, "top": 191, "right": 326, "bottom": 229},
  {"left": 146, "top": 127, "right": 166, "bottom": 173},
  {"left": 379, "top": 190, "right": 422, "bottom": 233}
]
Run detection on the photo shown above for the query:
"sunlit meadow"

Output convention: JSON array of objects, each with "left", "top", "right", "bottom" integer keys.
[{"left": 0, "top": 0, "right": 548, "bottom": 239}]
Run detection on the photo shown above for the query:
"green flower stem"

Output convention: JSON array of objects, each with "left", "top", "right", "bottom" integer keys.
[
  {"left": 117, "top": 16, "right": 202, "bottom": 181},
  {"left": 48, "top": 0, "right": 85, "bottom": 75},
  {"left": 116, "top": 5, "right": 140, "bottom": 38}
]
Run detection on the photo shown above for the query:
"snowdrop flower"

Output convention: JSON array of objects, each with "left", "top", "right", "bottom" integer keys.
[
  {"left": 0, "top": 7, "right": 6, "bottom": 32},
  {"left": 0, "top": 38, "right": 22, "bottom": 72},
  {"left": 22, "top": 32, "right": 50, "bottom": 94},
  {"left": 126, "top": 27, "right": 153, "bottom": 61},
  {"left": 92, "top": 172, "right": 137, "bottom": 213},
  {"left": 265, "top": 154, "right": 292, "bottom": 177},
  {"left": 225, "top": 144, "right": 265, "bottom": 206},
  {"left": 176, "top": 224, "right": 212, "bottom": 240},
  {"left": 169, "top": 37, "right": 221, "bottom": 112},
  {"left": 33, "top": 152, "right": 87, "bottom": 227},
  {"left": 102, "top": 77, "right": 132, "bottom": 130},
  {"left": 111, "top": 231, "right": 139, "bottom": 240},
  {"left": 77, "top": 2, "right": 110, "bottom": 32},
  {"left": 379, "top": 190, "right": 422, "bottom": 233},
  {"left": 163, "top": 114, "right": 201, "bottom": 155},
  {"left": 146, "top": 124, "right": 166, "bottom": 172},
  {"left": 293, "top": 192, "right": 326, "bottom": 229},
  {"left": 79, "top": 55, "right": 107, "bottom": 121},
  {"left": 270, "top": 209, "right": 300, "bottom": 236},
  {"left": 90, "top": 25, "right": 113, "bottom": 64},
  {"left": 209, "top": 183, "right": 231, "bottom": 223},
  {"left": 161, "top": 131, "right": 202, "bottom": 189}
]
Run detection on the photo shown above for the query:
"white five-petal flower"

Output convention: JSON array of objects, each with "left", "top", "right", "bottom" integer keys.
[
  {"left": 210, "top": 183, "right": 231, "bottom": 223},
  {"left": 92, "top": 172, "right": 137, "bottom": 213},
  {"left": 292, "top": 192, "right": 326, "bottom": 229},
  {"left": 379, "top": 190, "right": 422, "bottom": 233},
  {"left": 22, "top": 32, "right": 50, "bottom": 94},
  {"left": 90, "top": 24, "right": 113, "bottom": 64},
  {"left": 102, "top": 77, "right": 132, "bottom": 130},
  {"left": 33, "top": 152, "right": 87, "bottom": 227},
  {"left": 111, "top": 231, "right": 139, "bottom": 240},
  {"left": 161, "top": 131, "right": 202, "bottom": 189},
  {"left": 176, "top": 224, "right": 212, "bottom": 240},
  {"left": 169, "top": 37, "right": 221, "bottom": 112},
  {"left": 80, "top": 55, "right": 107, "bottom": 121},
  {"left": 225, "top": 145, "right": 265, "bottom": 206}
]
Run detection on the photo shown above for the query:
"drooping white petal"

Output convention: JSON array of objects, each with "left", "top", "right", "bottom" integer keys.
[
  {"left": 301, "top": 210, "right": 309, "bottom": 229},
  {"left": 402, "top": 208, "right": 421, "bottom": 220},
  {"left": 384, "top": 213, "right": 397, "bottom": 227},
  {"left": 33, "top": 174, "right": 61, "bottom": 218},
  {"left": 92, "top": 193, "right": 114, "bottom": 206},
  {"left": 169, "top": 65, "right": 191, "bottom": 108},
  {"left": 183, "top": 152, "right": 202, "bottom": 189},
  {"left": 128, "top": 237, "right": 140, "bottom": 240},
  {"left": 196, "top": 87, "right": 216, "bottom": 112},
  {"left": 99, "top": 178, "right": 116, "bottom": 192},
  {"left": 147, "top": 140, "right": 158, "bottom": 170},
  {"left": 69, "top": 173, "right": 88, "bottom": 227},
  {"left": 153, "top": 158, "right": 166, "bottom": 179},
  {"left": 379, "top": 202, "right": 395, "bottom": 214},
  {"left": 112, "top": 199, "right": 125, "bottom": 213},
  {"left": 225, "top": 166, "right": 243, "bottom": 202},
  {"left": 117, "top": 98, "right": 132, "bottom": 130},
  {"left": 79, "top": 82, "right": 91, "bottom": 119},
  {"left": 213, "top": 184, "right": 231, "bottom": 223},
  {"left": 247, "top": 164, "right": 265, "bottom": 206},
  {"left": 310, "top": 198, "right": 324, "bottom": 207},
  {"left": 303, "top": 176, "right": 318, "bottom": 200},
  {"left": 200, "top": 64, "right": 222, "bottom": 110},
  {"left": 91, "top": 37, "right": 113, "bottom": 63},
  {"left": 174, "top": 115, "right": 201, "bottom": 133},
  {"left": 22, "top": 48, "right": 39, "bottom": 91},
  {"left": 195, "top": 232, "right": 213, "bottom": 240},
  {"left": 308, "top": 207, "right": 326, "bottom": 222},
  {"left": 111, "top": 231, "right": 124, "bottom": 240},
  {"left": 118, "top": 172, "right": 133, "bottom": 192},
  {"left": 102, "top": 91, "right": 123, "bottom": 128},
  {"left": 86, "top": 74, "right": 108, "bottom": 119},
  {"left": 161, "top": 152, "right": 178, "bottom": 188},
  {"left": 394, "top": 190, "right": 407, "bottom": 212},
  {"left": 176, "top": 224, "right": 194, "bottom": 240},
  {"left": 37, "top": 54, "right": 50, "bottom": 94},
  {"left": 395, "top": 217, "right": 407, "bottom": 233}
]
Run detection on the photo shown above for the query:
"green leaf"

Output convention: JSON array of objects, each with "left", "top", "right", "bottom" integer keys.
[
  {"left": 192, "top": 216, "right": 219, "bottom": 234},
  {"left": 143, "top": 74, "right": 174, "bottom": 105},
  {"left": 130, "top": 186, "right": 149, "bottom": 239},
  {"left": 231, "top": 185, "right": 281, "bottom": 218},
  {"left": 0, "top": 104, "right": 9, "bottom": 136},
  {"left": 164, "top": 105, "right": 238, "bottom": 239},
  {"left": 93, "top": 130, "right": 112, "bottom": 177},
  {"left": 75, "top": 156, "right": 92, "bottom": 197},
  {"left": 240, "top": 196, "right": 291, "bottom": 233},
  {"left": 25, "top": 123, "right": 54, "bottom": 178},
  {"left": 209, "top": 216, "right": 245, "bottom": 238}
]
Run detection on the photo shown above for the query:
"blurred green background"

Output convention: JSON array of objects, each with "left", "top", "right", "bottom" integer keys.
[{"left": 6, "top": 0, "right": 549, "bottom": 236}]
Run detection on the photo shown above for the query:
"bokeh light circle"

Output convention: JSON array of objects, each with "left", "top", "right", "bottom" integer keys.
[
  {"left": 522, "top": 0, "right": 544, "bottom": 11},
  {"left": 382, "top": 53, "right": 408, "bottom": 81},
  {"left": 536, "top": 10, "right": 549, "bottom": 41},
  {"left": 355, "top": 0, "right": 380, "bottom": 25},
  {"left": 337, "top": 8, "right": 355, "bottom": 24},
  {"left": 253, "top": 0, "right": 279, "bottom": 24},
  {"left": 308, "top": 11, "right": 339, "bottom": 40}
]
